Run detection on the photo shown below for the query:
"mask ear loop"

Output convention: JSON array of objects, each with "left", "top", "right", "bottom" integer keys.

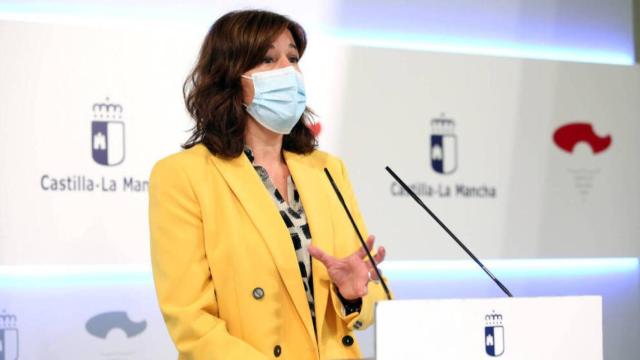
[
  {"left": 295, "top": 71, "right": 316, "bottom": 135},
  {"left": 241, "top": 74, "right": 253, "bottom": 108}
]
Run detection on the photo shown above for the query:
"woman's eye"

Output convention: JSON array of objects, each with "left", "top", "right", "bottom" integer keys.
[
  {"left": 288, "top": 56, "right": 300, "bottom": 63},
  {"left": 262, "top": 57, "right": 274, "bottom": 64}
]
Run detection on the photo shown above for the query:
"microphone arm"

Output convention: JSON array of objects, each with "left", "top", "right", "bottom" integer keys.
[
  {"left": 324, "top": 168, "right": 393, "bottom": 300},
  {"left": 385, "top": 166, "right": 513, "bottom": 297}
]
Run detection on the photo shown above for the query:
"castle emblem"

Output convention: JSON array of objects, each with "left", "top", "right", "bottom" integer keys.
[
  {"left": 0, "top": 310, "right": 19, "bottom": 360},
  {"left": 92, "top": 97, "right": 125, "bottom": 166},
  {"left": 484, "top": 311, "right": 504, "bottom": 357},
  {"left": 430, "top": 114, "right": 457, "bottom": 175}
]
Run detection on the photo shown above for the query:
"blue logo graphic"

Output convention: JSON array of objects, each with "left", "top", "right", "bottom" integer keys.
[
  {"left": 92, "top": 98, "right": 125, "bottom": 166},
  {"left": 430, "top": 115, "right": 457, "bottom": 175},
  {"left": 485, "top": 311, "right": 504, "bottom": 357},
  {"left": 85, "top": 311, "right": 146, "bottom": 339},
  {"left": 0, "top": 310, "right": 19, "bottom": 360}
]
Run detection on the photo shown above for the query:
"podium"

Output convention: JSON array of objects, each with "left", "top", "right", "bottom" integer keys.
[{"left": 375, "top": 296, "right": 602, "bottom": 360}]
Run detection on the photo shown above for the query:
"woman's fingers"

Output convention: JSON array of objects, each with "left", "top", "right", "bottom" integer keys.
[
  {"left": 364, "top": 246, "right": 386, "bottom": 268},
  {"left": 308, "top": 245, "right": 334, "bottom": 267},
  {"left": 373, "top": 246, "right": 386, "bottom": 264},
  {"left": 355, "top": 235, "right": 376, "bottom": 258},
  {"left": 366, "top": 246, "right": 386, "bottom": 280},
  {"left": 313, "top": 236, "right": 386, "bottom": 298}
]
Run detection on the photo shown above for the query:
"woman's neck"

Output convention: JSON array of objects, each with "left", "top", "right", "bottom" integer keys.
[{"left": 244, "top": 118, "right": 284, "bottom": 166}]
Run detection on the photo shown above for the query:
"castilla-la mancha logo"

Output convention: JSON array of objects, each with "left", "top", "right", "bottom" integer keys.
[
  {"left": 0, "top": 310, "right": 19, "bottom": 360},
  {"left": 484, "top": 311, "right": 504, "bottom": 357},
  {"left": 92, "top": 97, "right": 125, "bottom": 166},
  {"left": 552, "top": 122, "right": 612, "bottom": 198},
  {"left": 85, "top": 311, "right": 147, "bottom": 360},
  {"left": 430, "top": 114, "right": 457, "bottom": 175},
  {"left": 85, "top": 311, "right": 147, "bottom": 339},
  {"left": 552, "top": 122, "right": 611, "bottom": 155}
]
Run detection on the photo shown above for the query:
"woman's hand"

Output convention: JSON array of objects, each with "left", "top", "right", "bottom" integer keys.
[{"left": 308, "top": 235, "right": 386, "bottom": 301}]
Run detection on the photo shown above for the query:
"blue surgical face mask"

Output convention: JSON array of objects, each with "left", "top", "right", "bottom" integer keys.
[{"left": 242, "top": 66, "right": 306, "bottom": 135}]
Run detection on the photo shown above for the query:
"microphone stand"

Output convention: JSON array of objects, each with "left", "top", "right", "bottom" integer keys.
[
  {"left": 385, "top": 166, "right": 513, "bottom": 297},
  {"left": 324, "top": 168, "right": 393, "bottom": 300}
]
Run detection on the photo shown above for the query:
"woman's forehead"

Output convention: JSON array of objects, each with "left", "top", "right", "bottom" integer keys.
[{"left": 269, "top": 29, "right": 297, "bottom": 51}]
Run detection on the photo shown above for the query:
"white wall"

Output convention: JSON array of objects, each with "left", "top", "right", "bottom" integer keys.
[{"left": 0, "top": 1, "right": 637, "bottom": 359}]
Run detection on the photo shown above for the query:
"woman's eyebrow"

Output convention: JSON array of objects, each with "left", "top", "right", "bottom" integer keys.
[{"left": 266, "top": 43, "right": 298, "bottom": 53}]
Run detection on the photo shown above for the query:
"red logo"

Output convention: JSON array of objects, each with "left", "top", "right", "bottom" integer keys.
[
  {"left": 306, "top": 121, "right": 322, "bottom": 137},
  {"left": 552, "top": 122, "right": 611, "bottom": 154}
]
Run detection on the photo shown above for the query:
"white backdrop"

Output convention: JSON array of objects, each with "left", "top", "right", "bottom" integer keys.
[
  {"left": 336, "top": 46, "right": 640, "bottom": 260},
  {"left": 1, "top": 19, "right": 638, "bottom": 265},
  {"left": 0, "top": 19, "right": 198, "bottom": 264},
  {"left": 0, "top": 3, "right": 639, "bottom": 359}
]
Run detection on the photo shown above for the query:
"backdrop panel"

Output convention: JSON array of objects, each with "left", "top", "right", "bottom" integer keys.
[
  {"left": 334, "top": 46, "right": 640, "bottom": 259},
  {"left": 0, "top": 19, "right": 200, "bottom": 264},
  {"left": 1, "top": 19, "right": 638, "bottom": 265}
]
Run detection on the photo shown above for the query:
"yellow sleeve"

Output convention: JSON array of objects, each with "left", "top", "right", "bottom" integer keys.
[
  {"left": 149, "top": 157, "right": 267, "bottom": 360},
  {"left": 328, "top": 158, "right": 392, "bottom": 331}
]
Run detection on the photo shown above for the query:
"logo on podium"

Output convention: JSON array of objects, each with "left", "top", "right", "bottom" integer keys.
[
  {"left": 484, "top": 311, "right": 504, "bottom": 357},
  {"left": 91, "top": 97, "right": 125, "bottom": 166},
  {"left": 430, "top": 114, "right": 457, "bottom": 175},
  {"left": 0, "top": 310, "right": 19, "bottom": 360}
]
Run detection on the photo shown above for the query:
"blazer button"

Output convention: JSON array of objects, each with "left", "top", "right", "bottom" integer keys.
[
  {"left": 353, "top": 320, "right": 363, "bottom": 329},
  {"left": 252, "top": 287, "right": 264, "bottom": 300},
  {"left": 273, "top": 345, "right": 282, "bottom": 357},
  {"left": 342, "top": 335, "right": 354, "bottom": 347}
]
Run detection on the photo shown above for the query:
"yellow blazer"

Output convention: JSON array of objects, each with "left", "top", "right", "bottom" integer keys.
[{"left": 149, "top": 144, "right": 389, "bottom": 360}]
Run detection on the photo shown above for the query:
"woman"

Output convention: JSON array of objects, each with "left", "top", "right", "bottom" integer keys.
[{"left": 149, "top": 9, "right": 389, "bottom": 360}]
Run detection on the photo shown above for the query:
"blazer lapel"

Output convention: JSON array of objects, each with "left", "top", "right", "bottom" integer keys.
[
  {"left": 209, "top": 152, "right": 318, "bottom": 347},
  {"left": 284, "top": 152, "right": 334, "bottom": 341}
]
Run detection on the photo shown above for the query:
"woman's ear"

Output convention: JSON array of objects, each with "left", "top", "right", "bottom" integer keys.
[{"left": 241, "top": 75, "right": 254, "bottom": 105}]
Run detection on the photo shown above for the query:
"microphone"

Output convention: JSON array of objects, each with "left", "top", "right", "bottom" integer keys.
[
  {"left": 324, "top": 168, "right": 393, "bottom": 300},
  {"left": 385, "top": 166, "right": 513, "bottom": 297}
]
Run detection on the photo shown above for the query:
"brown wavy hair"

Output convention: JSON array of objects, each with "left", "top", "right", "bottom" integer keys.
[{"left": 182, "top": 10, "right": 317, "bottom": 158}]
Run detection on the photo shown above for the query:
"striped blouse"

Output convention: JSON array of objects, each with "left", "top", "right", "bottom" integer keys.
[{"left": 244, "top": 148, "right": 317, "bottom": 325}]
